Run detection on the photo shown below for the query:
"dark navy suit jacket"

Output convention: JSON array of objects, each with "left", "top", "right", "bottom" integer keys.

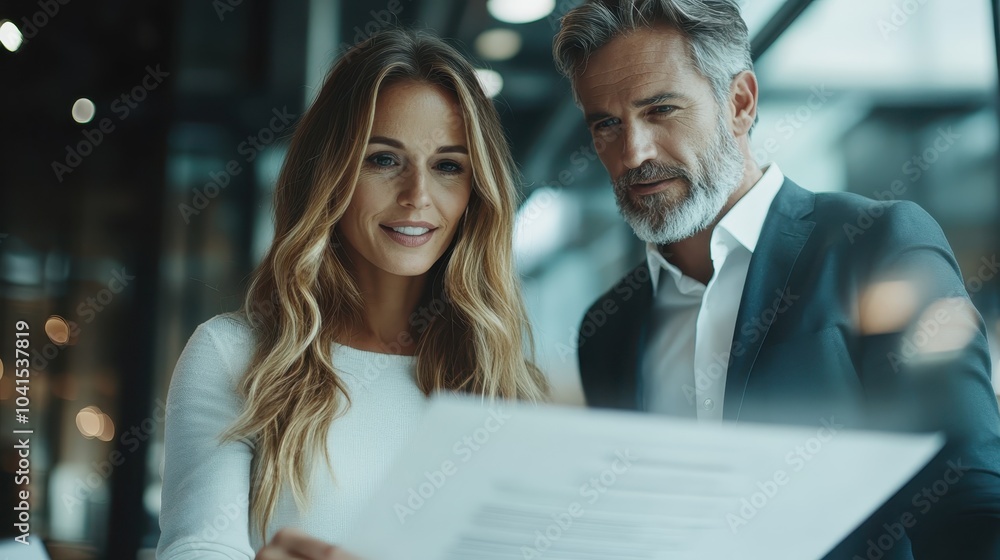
[{"left": 577, "top": 179, "right": 1000, "bottom": 559}]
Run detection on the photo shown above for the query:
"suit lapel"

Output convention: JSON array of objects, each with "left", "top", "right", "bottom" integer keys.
[
  {"left": 583, "top": 262, "right": 653, "bottom": 411},
  {"left": 724, "top": 179, "right": 816, "bottom": 421},
  {"left": 622, "top": 268, "right": 654, "bottom": 411}
]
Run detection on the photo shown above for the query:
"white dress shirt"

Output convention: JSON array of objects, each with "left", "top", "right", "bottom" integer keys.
[{"left": 642, "top": 163, "right": 785, "bottom": 421}]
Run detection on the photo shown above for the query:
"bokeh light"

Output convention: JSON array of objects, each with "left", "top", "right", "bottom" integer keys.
[
  {"left": 857, "top": 280, "right": 919, "bottom": 335},
  {"left": 475, "top": 28, "right": 522, "bottom": 61},
  {"left": 475, "top": 68, "right": 504, "bottom": 98},
  {"left": 76, "top": 406, "right": 104, "bottom": 439},
  {"left": 486, "top": 0, "right": 555, "bottom": 24},
  {"left": 71, "top": 98, "right": 96, "bottom": 124},
  {"left": 45, "top": 315, "right": 72, "bottom": 345},
  {"left": 0, "top": 20, "right": 23, "bottom": 52},
  {"left": 96, "top": 413, "right": 115, "bottom": 441}
]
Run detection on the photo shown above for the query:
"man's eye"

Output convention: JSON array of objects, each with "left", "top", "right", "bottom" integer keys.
[
  {"left": 652, "top": 105, "right": 677, "bottom": 115},
  {"left": 594, "top": 118, "right": 620, "bottom": 131}
]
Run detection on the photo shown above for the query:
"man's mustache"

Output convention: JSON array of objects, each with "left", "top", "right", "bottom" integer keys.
[{"left": 615, "top": 161, "right": 691, "bottom": 190}]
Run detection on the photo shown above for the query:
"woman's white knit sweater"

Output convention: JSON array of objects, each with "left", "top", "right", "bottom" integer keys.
[{"left": 156, "top": 312, "right": 427, "bottom": 559}]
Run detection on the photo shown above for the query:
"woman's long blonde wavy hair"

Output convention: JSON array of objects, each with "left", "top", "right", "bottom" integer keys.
[{"left": 220, "top": 28, "right": 549, "bottom": 539}]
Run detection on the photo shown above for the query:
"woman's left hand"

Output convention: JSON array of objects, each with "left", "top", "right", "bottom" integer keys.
[{"left": 255, "top": 528, "right": 361, "bottom": 560}]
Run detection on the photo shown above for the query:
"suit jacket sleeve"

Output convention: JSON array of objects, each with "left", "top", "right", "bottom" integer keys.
[{"left": 855, "top": 200, "right": 1000, "bottom": 557}]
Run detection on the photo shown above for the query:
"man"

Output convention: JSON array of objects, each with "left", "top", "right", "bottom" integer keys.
[{"left": 554, "top": 1, "right": 1000, "bottom": 558}]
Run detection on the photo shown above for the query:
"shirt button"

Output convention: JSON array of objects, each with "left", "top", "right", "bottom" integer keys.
[{"left": 703, "top": 398, "right": 715, "bottom": 411}]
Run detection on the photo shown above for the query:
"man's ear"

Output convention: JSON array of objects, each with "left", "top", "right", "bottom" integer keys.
[{"left": 728, "top": 71, "right": 758, "bottom": 136}]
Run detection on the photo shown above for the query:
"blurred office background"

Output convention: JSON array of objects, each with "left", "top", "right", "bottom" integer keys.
[{"left": 0, "top": 0, "right": 997, "bottom": 557}]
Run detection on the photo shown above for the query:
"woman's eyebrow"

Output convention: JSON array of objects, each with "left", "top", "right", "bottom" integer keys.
[
  {"left": 368, "top": 136, "right": 404, "bottom": 148},
  {"left": 368, "top": 136, "right": 467, "bottom": 155}
]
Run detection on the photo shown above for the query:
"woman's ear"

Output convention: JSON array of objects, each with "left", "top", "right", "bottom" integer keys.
[{"left": 729, "top": 71, "right": 759, "bottom": 136}]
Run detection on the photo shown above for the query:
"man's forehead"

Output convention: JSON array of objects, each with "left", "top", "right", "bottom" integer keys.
[
  {"left": 592, "top": 40, "right": 682, "bottom": 69},
  {"left": 576, "top": 28, "right": 696, "bottom": 102},
  {"left": 590, "top": 25, "right": 688, "bottom": 66},
  {"left": 577, "top": 56, "right": 694, "bottom": 108},
  {"left": 580, "top": 62, "right": 682, "bottom": 99}
]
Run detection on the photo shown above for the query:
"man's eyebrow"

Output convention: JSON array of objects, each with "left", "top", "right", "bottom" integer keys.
[
  {"left": 585, "top": 111, "right": 613, "bottom": 126},
  {"left": 584, "top": 92, "right": 690, "bottom": 125},
  {"left": 632, "top": 91, "right": 688, "bottom": 108}
]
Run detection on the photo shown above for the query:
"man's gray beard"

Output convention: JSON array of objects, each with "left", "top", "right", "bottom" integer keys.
[{"left": 613, "top": 118, "right": 746, "bottom": 245}]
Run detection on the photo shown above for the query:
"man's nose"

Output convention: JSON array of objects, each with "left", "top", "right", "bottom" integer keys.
[{"left": 620, "top": 122, "right": 658, "bottom": 170}]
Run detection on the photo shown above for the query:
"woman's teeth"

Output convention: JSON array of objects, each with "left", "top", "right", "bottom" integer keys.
[{"left": 391, "top": 226, "right": 430, "bottom": 236}]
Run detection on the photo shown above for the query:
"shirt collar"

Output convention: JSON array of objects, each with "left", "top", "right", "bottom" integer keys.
[
  {"left": 645, "top": 163, "right": 785, "bottom": 296},
  {"left": 715, "top": 162, "right": 784, "bottom": 253}
]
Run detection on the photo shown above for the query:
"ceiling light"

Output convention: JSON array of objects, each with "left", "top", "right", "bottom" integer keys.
[
  {"left": 0, "top": 20, "right": 23, "bottom": 52},
  {"left": 475, "top": 28, "right": 522, "bottom": 61},
  {"left": 487, "top": 0, "right": 556, "bottom": 24},
  {"left": 475, "top": 69, "right": 504, "bottom": 98}
]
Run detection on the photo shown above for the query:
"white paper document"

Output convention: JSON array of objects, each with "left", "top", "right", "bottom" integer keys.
[{"left": 346, "top": 396, "right": 943, "bottom": 560}]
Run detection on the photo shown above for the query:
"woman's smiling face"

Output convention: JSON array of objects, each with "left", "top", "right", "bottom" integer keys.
[{"left": 338, "top": 80, "right": 473, "bottom": 279}]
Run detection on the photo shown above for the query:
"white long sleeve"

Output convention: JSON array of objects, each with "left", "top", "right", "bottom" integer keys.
[{"left": 157, "top": 313, "right": 427, "bottom": 558}]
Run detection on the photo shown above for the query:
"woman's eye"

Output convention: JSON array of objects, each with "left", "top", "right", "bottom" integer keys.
[
  {"left": 436, "top": 160, "right": 463, "bottom": 174},
  {"left": 367, "top": 153, "right": 398, "bottom": 168}
]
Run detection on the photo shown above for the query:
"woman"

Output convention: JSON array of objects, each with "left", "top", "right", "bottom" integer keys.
[{"left": 157, "top": 29, "right": 548, "bottom": 559}]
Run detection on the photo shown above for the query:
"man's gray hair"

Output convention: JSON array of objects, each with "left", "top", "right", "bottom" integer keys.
[{"left": 553, "top": 0, "right": 753, "bottom": 106}]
